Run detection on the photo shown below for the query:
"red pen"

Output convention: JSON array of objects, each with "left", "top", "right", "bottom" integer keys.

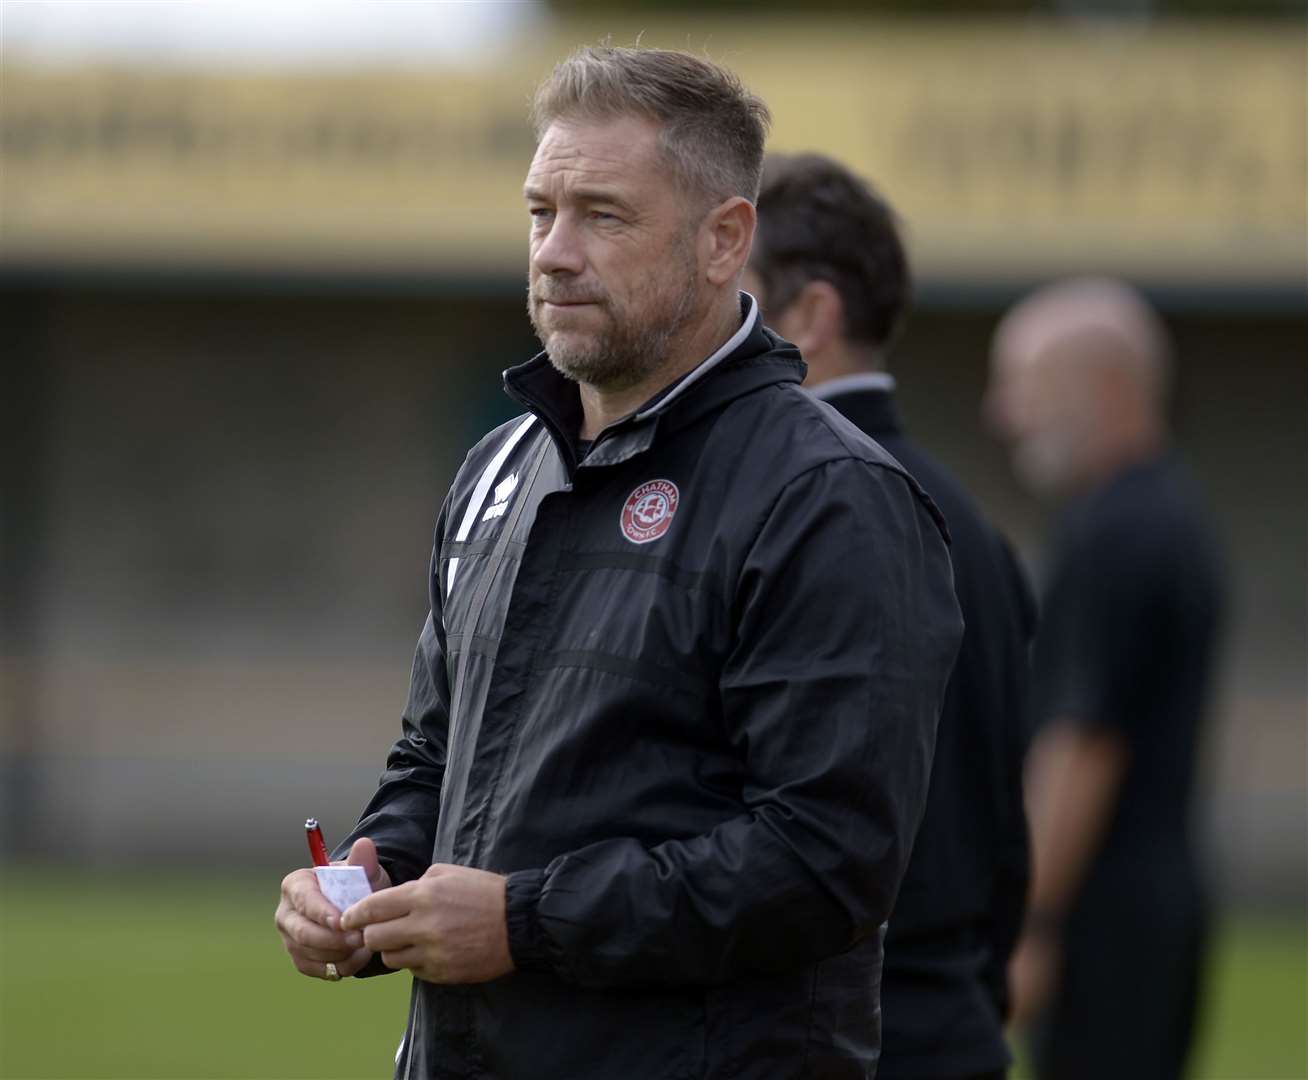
[{"left": 305, "top": 817, "right": 330, "bottom": 867}]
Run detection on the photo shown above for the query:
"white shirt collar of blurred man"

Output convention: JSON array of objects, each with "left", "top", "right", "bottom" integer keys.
[{"left": 808, "top": 371, "right": 897, "bottom": 401}]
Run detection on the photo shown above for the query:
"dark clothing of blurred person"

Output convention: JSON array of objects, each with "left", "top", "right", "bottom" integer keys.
[
  {"left": 989, "top": 278, "right": 1225, "bottom": 1080},
  {"left": 1024, "top": 455, "right": 1223, "bottom": 1080},
  {"left": 817, "top": 378, "right": 1036, "bottom": 1080},
  {"left": 749, "top": 152, "right": 1037, "bottom": 1080},
  {"left": 275, "top": 48, "right": 963, "bottom": 1079}
]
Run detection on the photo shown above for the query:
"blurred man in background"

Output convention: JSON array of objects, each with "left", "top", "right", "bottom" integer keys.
[
  {"left": 746, "top": 153, "right": 1036, "bottom": 1080},
  {"left": 987, "top": 278, "right": 1225, "bottom": 1080},
  {"left": 276, "top": 47, "right": 963, "bottom": 1078}
]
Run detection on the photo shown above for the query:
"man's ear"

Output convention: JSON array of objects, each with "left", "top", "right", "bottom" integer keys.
[
  {"left": 702, "top": 197, "right": 756, "bottom": 287},
  {"left": 779, "top": 279, "right": 845, "bottom": 358}
]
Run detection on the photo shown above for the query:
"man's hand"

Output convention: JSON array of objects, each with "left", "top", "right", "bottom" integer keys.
[
  {"left": 275, "top": 837, "right": 392, "bottom": 981},
  {"left": 1007, "top": 926, "right": 1061, "bottom": 1029},
  {"left": 340, "top": 864, "right": 513, "bottom": 984}
]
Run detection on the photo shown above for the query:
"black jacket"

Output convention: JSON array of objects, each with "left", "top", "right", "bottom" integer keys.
[
  {"left": 339, "top": 303, "right": 963, "bottom": 1079},
  {"left": 817, "top": 384, "right": 1034, "bottom": 1079}
]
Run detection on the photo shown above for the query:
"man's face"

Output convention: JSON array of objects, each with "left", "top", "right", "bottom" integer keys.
[
  {"left": 742, "top": 265, "right": 840, "bottom": 387},
  {"left": 524, "top": 114, "right": 704, "bottom": 390},
  {"left": 985, "top": 336, "right": 1100, "bottom": 497}
]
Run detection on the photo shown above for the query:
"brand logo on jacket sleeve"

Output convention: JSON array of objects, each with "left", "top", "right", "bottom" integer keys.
[
  {"left": 620, "top": 479, "right": 679, "bottom": 544},
  {"left": 481, "top": 472, "right": 519, "bottom": 522}
]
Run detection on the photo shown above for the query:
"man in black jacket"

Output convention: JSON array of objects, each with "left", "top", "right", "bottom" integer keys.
[
  {"left": 745, "top": 153, "right": 1035, "bottom": 1080},
  {"left": 275, "top": 47, "right": 962, "bottom": 1079}
]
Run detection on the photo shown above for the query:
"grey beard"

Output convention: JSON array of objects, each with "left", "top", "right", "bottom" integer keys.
[
  {"left": 541, "top": 290, "right": 696, "bottom": 391},
  {"left": 527, "top": 250, "right": 700, "bottom": 392}
]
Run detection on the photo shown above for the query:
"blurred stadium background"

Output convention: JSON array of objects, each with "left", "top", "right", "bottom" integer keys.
[{"left": 1, "top": 1, "right": 1304, "bottom": 1077}]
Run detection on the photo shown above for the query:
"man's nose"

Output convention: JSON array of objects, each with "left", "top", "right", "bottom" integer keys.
[{"left": 532, "top": 214, "right": 586, "bottom": 277}]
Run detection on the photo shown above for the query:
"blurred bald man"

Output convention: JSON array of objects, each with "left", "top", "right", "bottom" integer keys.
[{"left": 987, "top": 279, "right": 1225, "bottom": 1080}]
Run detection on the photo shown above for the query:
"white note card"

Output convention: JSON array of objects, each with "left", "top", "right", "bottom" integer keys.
[{"left": 314, "top": 865, "right": 372, "bottom": 912}]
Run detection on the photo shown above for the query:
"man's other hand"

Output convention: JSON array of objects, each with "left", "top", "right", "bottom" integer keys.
[
  {"left": 1007, "top": 926, "right": 1061, "bottom": 1029},
  {"left": 340, "top": 864, "right": 513, "bottom": 984},
  {"left": 275, "top": 837, "right": 392, "bottom": 980}
]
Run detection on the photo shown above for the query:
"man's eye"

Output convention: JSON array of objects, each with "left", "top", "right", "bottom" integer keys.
[
  {"left": 590, "top": 210, "right": 619, "bottom": 222},
  {"left": 529, "top": 208, "right": 553, "bottom": 221}
]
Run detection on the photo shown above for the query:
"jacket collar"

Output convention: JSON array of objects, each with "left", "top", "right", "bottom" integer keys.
[
  {"left": 632, "top": 293, "right": 761, "bottom": 421},
  {"left": 503, "top": 293, "right": 806, "bottom": 471},
  {"left": 810, "top": 375, "right": 903, "bottom": 439}
]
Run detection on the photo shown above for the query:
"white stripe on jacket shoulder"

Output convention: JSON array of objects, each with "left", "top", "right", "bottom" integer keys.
[{"left": 446, "top": 415, "right": 537, "bottom": 595}]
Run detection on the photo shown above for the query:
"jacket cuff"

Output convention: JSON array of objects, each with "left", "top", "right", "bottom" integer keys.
[{"left": 505, "top": 868, "right": 550, "bottom": 972}]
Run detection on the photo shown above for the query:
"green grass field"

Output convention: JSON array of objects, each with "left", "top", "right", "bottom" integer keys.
[{"left": 1, "top": 866, "right": 1304, "bottom": 1079}]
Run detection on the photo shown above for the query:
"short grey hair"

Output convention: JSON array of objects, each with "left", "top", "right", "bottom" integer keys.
[{"left": 530, "top": 44, "right": 772, "bottom": 208}]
